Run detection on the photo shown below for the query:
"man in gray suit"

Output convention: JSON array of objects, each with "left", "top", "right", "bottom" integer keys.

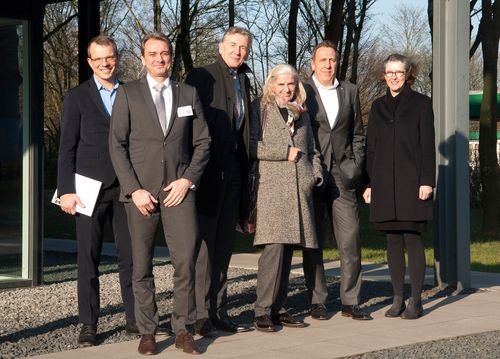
[
  {"left": 109, "top": 32, "right": 210, "bottom": 355},
  {"left": 303, "top": 40, "right": 371, "bottom": 321}
]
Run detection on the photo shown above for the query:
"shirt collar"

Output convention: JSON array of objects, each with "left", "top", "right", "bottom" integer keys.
[
  {"left": 93, "top": 75, "right": 119, "bottom": 91},
  {"left": 146, "top": 73, "right": 171, "bottom": 90},
  {"left": 312, "top": 74, "right": 339, "bottom": 90}
]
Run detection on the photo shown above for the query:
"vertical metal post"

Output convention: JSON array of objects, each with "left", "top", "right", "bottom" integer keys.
[{"left": 432, "top": 0, "right": 471, "bottom": 290}]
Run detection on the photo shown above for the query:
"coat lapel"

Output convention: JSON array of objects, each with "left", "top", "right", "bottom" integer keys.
[
  {"left": 87, "top": 79, "right": 111, "bottom": 120},
  {"left": 308, "top": 78, "right": 332, "bottom": 132},
  {"left": 331, "top": 82, "right": 345, "bottom": 131},
  {"left": 165, "top": 81, "right": 179, "bottom": 138},
  {"left": 139, "top": 77, "right": 164, "bottom": 135}
]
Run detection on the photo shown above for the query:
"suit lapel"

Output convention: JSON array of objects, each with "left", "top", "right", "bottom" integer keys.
[
  {"left": 332, "top": 82, "right": 345, "bottom": 131},
  {"left": 165, "top": 81, "right": 179, "bottom": 138},
  {"left": 308, "top": 78, "right": 331, "bottom": 132},
  {"left": 139, "top": 77, "right": 164, "bottom": 135},
  {"left": 87, "top": 79, "right": 111, "bottom": 120}
]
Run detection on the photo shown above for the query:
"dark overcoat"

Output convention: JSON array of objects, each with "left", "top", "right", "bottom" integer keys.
[
  {"left": 185, "top": 55, "right": 252, "bottom": 215},
  {"left": 365, "top": 85, "right": 435, "bottom": 223}
]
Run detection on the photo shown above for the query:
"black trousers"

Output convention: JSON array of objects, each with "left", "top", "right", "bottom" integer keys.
[
  {"left": 195, "top": 154, "right": 242, "bottom": 320},
  {"left": 75, "top": 184, "right": 135, "bottom": 326}
]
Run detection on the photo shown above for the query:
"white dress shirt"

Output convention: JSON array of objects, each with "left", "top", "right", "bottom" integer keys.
[
  {"left": 313, "top": 74, "right": 340, "bottom": 129},
  {"left": 146, "top": 73, "right": 172, "bottom": 129}
]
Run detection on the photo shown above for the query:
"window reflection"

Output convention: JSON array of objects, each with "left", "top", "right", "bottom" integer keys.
[{"left": 0, "top": 22, "right": 23, "bottom": 279}]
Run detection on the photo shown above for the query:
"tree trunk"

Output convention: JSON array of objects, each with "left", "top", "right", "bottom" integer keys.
[
  {"left": 229, "top": 0, "right": 235, "bottom": 27},
  {"left": 153, "top": 0, "right": 161, "bottom": 32},
  {"left": 478, "top": 0, "right": 500, "bottom": 236},
  {"left": 339, "top": 0, "right": 354, "bottom": 81},
  {"left": 288, "top": 0, "right": 300, "bottom": 67},
  {"left": 172, "top": 0, "right": 194, "bottom": 80},
  {"left": 349, "top": 0, "right": 369, "bottom": 84},
  {"left": 325, "top": 0, "right": 345, "bottom": 49}
]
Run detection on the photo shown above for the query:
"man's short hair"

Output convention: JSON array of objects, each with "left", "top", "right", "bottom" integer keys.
[
  {"left": 141, "top": 32, "right": 173, "bottom": 56},
  {"left": 87, "top": 35, "right": 118, "bottom": 58},
  {"left": 221, "top": 27, "right": 253, "bottom": 48},
  {"left": 311, "top": 40, "right": 339, "bottom": 61}
]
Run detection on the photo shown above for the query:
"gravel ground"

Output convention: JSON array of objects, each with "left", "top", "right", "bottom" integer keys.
[{"left": 0, "top": 251, "right": 499, "bottom": 359}]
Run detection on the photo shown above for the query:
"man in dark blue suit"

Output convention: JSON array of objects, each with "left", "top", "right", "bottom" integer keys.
[{"left": 57, "top": 35, "right": 136, "bottom": 346}]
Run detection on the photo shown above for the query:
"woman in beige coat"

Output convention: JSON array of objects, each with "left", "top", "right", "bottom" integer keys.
[{"left": 250, "top": 64, "right": 323, "bottom": 332}]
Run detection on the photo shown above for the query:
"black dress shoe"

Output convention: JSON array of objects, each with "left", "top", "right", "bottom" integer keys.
[
  {"left": 125, "top": 322, "right": 139, "bottom": 334},
  {"left": 385, "top": 302, "right": 406, "bottom": 318},
  {"left": 254, "top": 314, "right": 275, "bottom": 332},
  {"left": 310, "top": 304, "right": 328, "bottom": 320},
  {"left": 341, "top": 305, "right": 372, "bottom": 320},
  {"left": 401, "top": 298, "right": 423, "bottom": 320},
  {"left": 194, "top": 318, "right": 217, "bottom": 337},
  {"left": 78, "top": 324, "right": 97, "bottom": 346},
  {"left": 212, "top": 311, "right": 253, "bottom": 333},
  {"left": 271, "top": 311, "right": 306, "bottom": 328}
]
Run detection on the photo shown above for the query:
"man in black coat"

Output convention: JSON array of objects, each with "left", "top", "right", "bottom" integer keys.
[
  {"left": 303, "top": 41, "right": 371, "bottom": 321},
  {"left": 57, "top": 35, "right": 136, "bottom": 346},
  {"left": 185, "top": 27, "right": 253, "bottom": 334}
]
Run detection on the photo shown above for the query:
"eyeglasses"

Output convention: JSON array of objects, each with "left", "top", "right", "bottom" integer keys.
[
  {"left": 90, "top": 56, "right": 117, "bottom": 63},
  {"left": 384, "top": 71, "right": 406, "bottom": 78}
]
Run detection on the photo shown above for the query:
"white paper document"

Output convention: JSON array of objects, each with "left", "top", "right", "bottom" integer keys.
[{"left": 51, "top": 173, "right": 102, "bottom": 217}]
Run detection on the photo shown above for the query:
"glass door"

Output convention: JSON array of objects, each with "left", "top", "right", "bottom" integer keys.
[{"left": 0, "top": 19, "right": 30, "bottom": 282}]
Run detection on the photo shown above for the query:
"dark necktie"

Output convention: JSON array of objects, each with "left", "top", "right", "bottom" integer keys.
[{"left": 230, "top": 70, "right": 244, "bottom": 130}]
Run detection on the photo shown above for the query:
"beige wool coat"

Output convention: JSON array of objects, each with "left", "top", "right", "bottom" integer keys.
[{"left": 249, "top": 100, "right": 323, "bottom": 248}]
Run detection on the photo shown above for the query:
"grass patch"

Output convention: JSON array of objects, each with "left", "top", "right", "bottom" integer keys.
[{"left": 44, "top": 190, "right": 500, "bottom": 273}]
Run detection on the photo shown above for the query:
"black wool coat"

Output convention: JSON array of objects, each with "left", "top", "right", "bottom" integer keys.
[
  {"left": 185, "top": 55, "right": 252, "bottom": 215},
  {"left": 365, "top": 85, "right": 436, "bottom": 223}
]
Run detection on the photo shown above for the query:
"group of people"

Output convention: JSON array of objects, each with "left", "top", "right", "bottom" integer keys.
[{"left": 57, "top": 26, "right": 435, "bottom": 356}]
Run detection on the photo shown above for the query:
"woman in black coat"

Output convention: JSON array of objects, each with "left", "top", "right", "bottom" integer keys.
[{"left": 363, "top": 54, "right": 435, "bottom": 319}]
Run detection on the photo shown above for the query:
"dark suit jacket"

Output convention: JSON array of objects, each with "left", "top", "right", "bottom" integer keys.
[
  {"left": 57, "top": 78, "right": 118, "bottom": 196},
  {"left": 365, "top": 85, "right": 435, "bottom": 222},
  {"left": 109, "top": 77, "right": 210, "bottom": 202},
  {"left": 304, "top": 77, "right": 365, "bottom": 190},
  {"left": 185, "top": 56, "right": 251, "bottom": 213}
]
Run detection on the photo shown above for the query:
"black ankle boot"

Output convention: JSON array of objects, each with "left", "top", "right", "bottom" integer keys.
[
  {"left": 384, "top": 296, "right": 406, "bottom": 318},
  {"left": 401, "top": 298, "right": 423, "bottom": 319}
]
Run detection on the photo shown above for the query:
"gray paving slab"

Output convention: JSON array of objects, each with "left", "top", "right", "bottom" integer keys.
[{"left": 36, "top": 240, "right": 500, "bottom": 359}]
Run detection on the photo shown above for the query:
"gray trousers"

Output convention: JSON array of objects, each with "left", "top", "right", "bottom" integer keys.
[
  {"left": 125, "top": 191, "right": 198, "bottom": 335},
  {"left": 254, "top": 244, "right": 294, "bottom": 317},
  {"left": 304, "top": 164, "right": 362, "bottom": 305}
]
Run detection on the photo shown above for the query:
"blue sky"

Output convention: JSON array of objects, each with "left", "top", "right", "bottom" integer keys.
[{"left": 370, "top": 0, "right": 427, "bottom": 26}]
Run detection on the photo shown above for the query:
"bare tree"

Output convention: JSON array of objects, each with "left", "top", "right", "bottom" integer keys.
[
  {"left": 229, "top": 0, "right": 235, "bottom": 27},
  {"left": 154, "top": 0, "right": 162, "bottom": 32},
  {"left": 379, "top": 4, "right": 432, "bottom": 96},
  {"left": 288, "top": 0, "right": 300, "bottom": 67},
  {"left": 172, "top": 0, "right": 194, "bottom": 80}
]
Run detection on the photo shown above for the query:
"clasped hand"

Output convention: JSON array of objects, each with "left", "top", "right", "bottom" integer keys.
[{"left": 131, "top": 178, "right": 193, "bottom": 216}]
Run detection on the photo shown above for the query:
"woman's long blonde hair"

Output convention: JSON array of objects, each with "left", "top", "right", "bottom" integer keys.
[{"left": 261, "top": 64, "right": 306, "bottom": 107}]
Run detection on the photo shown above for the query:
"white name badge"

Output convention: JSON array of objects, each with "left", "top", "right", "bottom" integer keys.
[{"left": 177, "top": 105, "right": 193, "bottom": 117}]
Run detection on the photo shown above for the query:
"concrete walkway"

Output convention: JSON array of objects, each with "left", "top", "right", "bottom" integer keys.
[{"left": 36, "top": 240, "right": 500, "bottom": 359}]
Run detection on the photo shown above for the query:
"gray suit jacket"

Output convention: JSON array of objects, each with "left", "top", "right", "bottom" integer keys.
[
  {"left": 304, "top": 77, "right": 365, "bottom": 190},
  {"left": 109, "top": 76, "right": 211, "bottom": 201}
]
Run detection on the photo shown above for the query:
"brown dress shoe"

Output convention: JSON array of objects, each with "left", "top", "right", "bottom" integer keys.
[
  {"left": 175, "top": 330, "right": 200, "bottom": 355},
  {"left": 138, "top": 334, "right": 157, "bottom": 356}
]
